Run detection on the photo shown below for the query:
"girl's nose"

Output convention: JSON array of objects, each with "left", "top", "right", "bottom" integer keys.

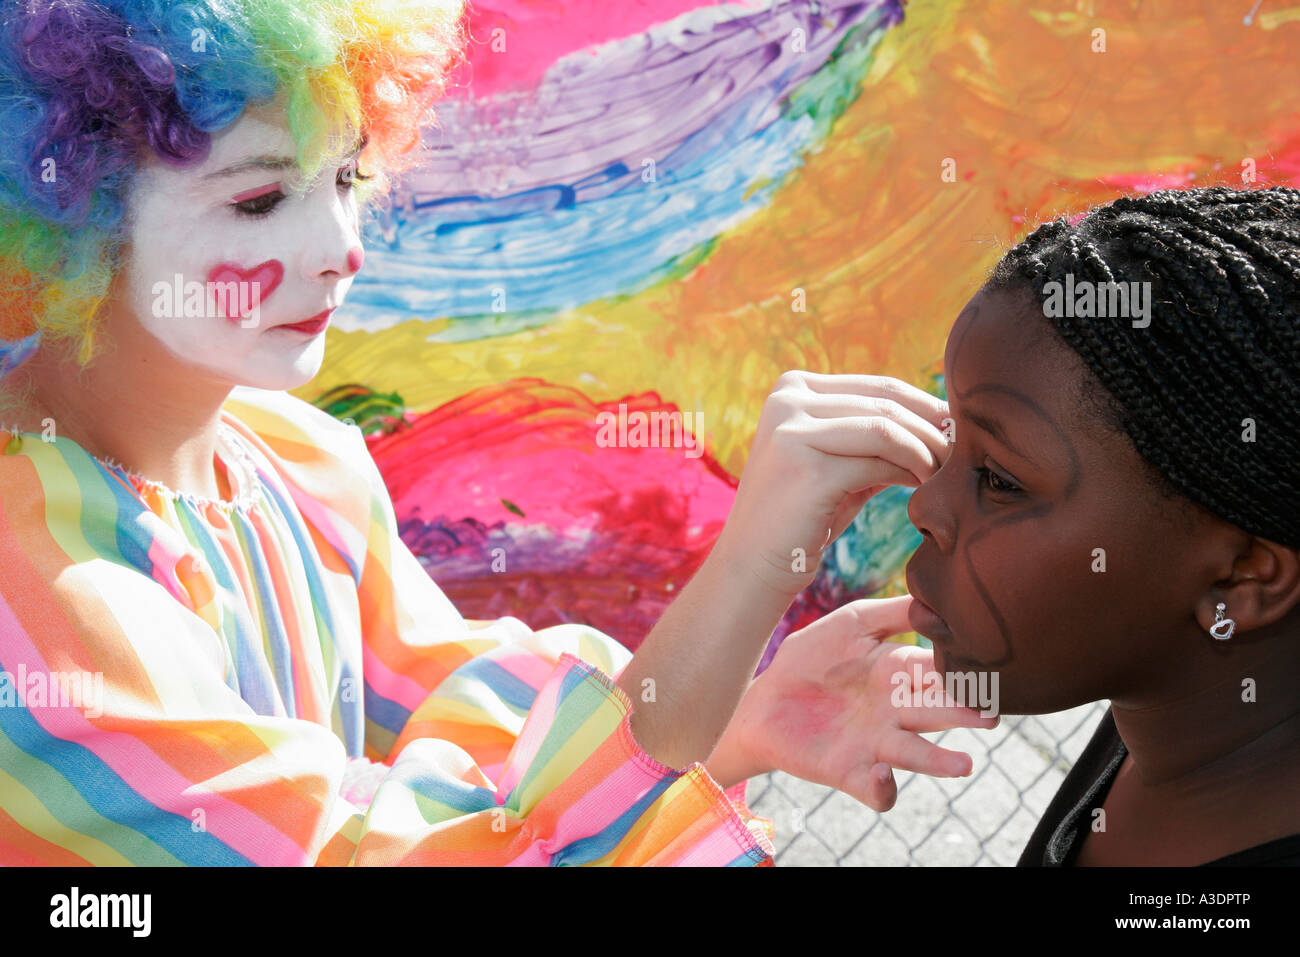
[
  {"left": 300, "top": 180, "right": 365, "bottom": 280},
  {"left": 305, "top": 241, "right": 363, "bottom": 281},
  {"left": 907, "top": 468, "right": 956, "bottom": 551}
]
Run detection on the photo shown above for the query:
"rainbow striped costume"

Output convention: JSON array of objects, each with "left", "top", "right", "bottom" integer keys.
[{"left": 0, "top": 386, "right": 774, "bottom": 865}]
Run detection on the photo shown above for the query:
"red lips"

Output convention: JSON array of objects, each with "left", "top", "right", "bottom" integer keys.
[
  {"left": 276, "top": 309, "right": 333, "bottom": 335},
  {"left": 207, "top": 259, "right": 284, "bottom": 322}
]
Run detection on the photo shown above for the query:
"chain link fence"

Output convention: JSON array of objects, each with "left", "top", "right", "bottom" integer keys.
[{"left": 747, "top": 699, "right": 1110, "bottom": 865}]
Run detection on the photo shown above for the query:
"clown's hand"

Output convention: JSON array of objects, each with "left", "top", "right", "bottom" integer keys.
[
  {"left": 713, "top": 372, "right": 949, "bottom": 601},
  {"left": 708, "top": 597, "right": 998, "bottom": 812}
]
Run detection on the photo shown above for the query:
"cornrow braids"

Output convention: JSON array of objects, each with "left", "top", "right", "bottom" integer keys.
[{"left": 987, "top": 185, "right": 1300, "bottom": 549}]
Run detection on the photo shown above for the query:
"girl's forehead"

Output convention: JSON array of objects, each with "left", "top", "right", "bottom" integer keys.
[
  {"left": 211, "top": 113, "right": 295, "bottom": 154},
  {"left": 197, "top": 116, "right": 296, "bottom": 178},
  {"left": 155, "top": 106, "right": 360, "bottom": 195},
  {"left": 944, "top": 288, "right": 1060, "bottom": 389},
  {"left": 127, "top": 114, "right": 294, "bottom": 198}
]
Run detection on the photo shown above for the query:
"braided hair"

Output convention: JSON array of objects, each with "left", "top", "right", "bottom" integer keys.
[{"left": 986, "top": 185, "right": 1300, "bottom": 549}]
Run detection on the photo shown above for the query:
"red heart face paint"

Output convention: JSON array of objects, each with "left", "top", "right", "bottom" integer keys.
[
  {"left": 122, "top": 107, "right": 363, "bottom": 392},
  {"left": 206, "top": 259, "right": 285, "bottom": 323}
]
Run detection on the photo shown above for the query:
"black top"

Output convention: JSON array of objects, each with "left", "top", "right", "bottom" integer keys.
[{"left": 1018, "top": 707, "right": 1300, "bottom": 866}]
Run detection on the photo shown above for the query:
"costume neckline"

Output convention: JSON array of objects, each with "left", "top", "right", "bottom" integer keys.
[
  {"left": 91, "top": 421, "right": 262, "bottom": 512},
  {"left": 1, "top": 417, "right": 263, "bottom": 512}
]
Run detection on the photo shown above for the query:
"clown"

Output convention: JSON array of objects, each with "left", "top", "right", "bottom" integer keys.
[{"left": 0, "top": 0, "right": 983, "bottom": 866}]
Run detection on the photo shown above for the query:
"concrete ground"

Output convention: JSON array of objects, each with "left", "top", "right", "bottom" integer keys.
[{"left": 746, "top": 700, "right": 1110, "bottom": 866}]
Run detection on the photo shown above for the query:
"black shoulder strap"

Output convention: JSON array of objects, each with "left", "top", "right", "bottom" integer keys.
[{"left": 1017, "top": 708, "right": 1126, "bottom": 866}]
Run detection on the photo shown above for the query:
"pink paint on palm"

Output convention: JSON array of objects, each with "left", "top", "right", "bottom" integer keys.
[
  {"left": 206, "top": 259, "right": 285, "bottom": 322},
  {"left": 449, "top": 0, "right": 745, "bottom": 97}
]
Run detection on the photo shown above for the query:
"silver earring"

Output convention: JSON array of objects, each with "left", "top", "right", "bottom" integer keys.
[{"left": 1210, "top": 602, "right": 1235, "bottom": 641}]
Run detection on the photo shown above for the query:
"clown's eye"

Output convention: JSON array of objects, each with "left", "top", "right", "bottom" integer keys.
[
  {"left": 228, "top": 162, "right": 371, "bottom": 219},
  {"left": 232, "top": 190, "right": 284, "bottom": 218},
  {"left": 337, "top": 160, "right": 373, "bottom": 190},
  {"left": 975, "top": 465, "right": 1022, "bottom": 495}
]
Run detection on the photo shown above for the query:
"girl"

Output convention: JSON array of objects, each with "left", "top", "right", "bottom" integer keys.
[
  {"left": 900, "top": 185, "right": 1300, "bottom": 865},
  {"left": 0, "top": 0, "right": 988, "bottom": 865}
]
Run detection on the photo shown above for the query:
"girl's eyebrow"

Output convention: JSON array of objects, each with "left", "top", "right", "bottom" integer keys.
[
  {"left": 203, "top": 155, "right": 297, "bottom": 181},
  {"left": 203, "top": 134, "right": 367, "bottom": 182},
  {"left": 963, "top": 403, "right": 1034, "bottom": 462},
  {"left": 962, "top": 386, "right": 1084, "bottom": 495}
]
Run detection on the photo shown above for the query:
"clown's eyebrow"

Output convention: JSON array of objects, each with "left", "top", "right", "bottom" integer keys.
[
  {"left": 203, "top": 133, "right": 367, "bottom": 182},
  {"left": 203, "top": 154, "right": 296, "bottom": 181}
]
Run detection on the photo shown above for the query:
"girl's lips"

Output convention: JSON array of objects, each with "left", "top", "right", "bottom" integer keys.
[
  {"left": 274, "top": 309, "right": 333, "bottom": 335},
  {"left": 905, "top": 566, "right": 952, "bottom": 640},
  {"left": 907, "top": 594, "right": 952, "bottom": 640}
]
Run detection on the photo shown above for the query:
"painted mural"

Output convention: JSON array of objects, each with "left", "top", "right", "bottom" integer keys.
[{"left": 298, "top": 0, "right": 1300, "bottom": 664}]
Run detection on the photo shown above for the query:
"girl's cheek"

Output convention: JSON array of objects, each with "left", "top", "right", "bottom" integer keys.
[
  {"left": 206, "top": 258, "right": 285, "bottom": 323},
  {"left": 960, "top": 533, "right": 1025, "bottom": 662}
]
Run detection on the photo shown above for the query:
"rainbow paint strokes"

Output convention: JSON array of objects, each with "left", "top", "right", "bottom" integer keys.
[{"left": 306, "top": 0, "right": 1300, "bottom": 670}]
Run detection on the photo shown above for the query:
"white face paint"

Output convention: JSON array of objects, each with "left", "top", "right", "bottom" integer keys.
[{"left": 120, "top": 101, "right": 366, "bottom": 390}]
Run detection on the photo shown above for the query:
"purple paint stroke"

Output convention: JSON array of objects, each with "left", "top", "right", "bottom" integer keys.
[{"left": 401, "top": 0, "right": 904, "bottom": 202}]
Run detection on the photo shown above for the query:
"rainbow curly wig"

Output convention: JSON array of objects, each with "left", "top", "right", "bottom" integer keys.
[{"left": 0, "top": 0, "right": 468, "bottom": 378}]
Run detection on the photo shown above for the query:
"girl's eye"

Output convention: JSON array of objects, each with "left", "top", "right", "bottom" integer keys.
[
  {"left": 231, "top": 162, "right": 373, "bottom": 219},
  {"left": 232, "top": 190, "right": 284, "bottom": 219},
  {"left": 337, "top": 160, "right": 373, "bottom": 190},
  {"left": 975, "top": 465, "right": 1022, "bottom": 495}
]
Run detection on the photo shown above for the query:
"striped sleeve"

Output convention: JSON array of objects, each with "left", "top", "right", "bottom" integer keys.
[
  {"left": 348, "top": 651, "right": 775, "bottom": 865},
  {"left": 329, "top": 398, "right": 776, "bottom": 865}
]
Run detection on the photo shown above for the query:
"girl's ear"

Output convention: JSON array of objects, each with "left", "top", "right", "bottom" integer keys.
[{"left": 1202, "top": 538, "right": 1300, "bottom": 637}]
